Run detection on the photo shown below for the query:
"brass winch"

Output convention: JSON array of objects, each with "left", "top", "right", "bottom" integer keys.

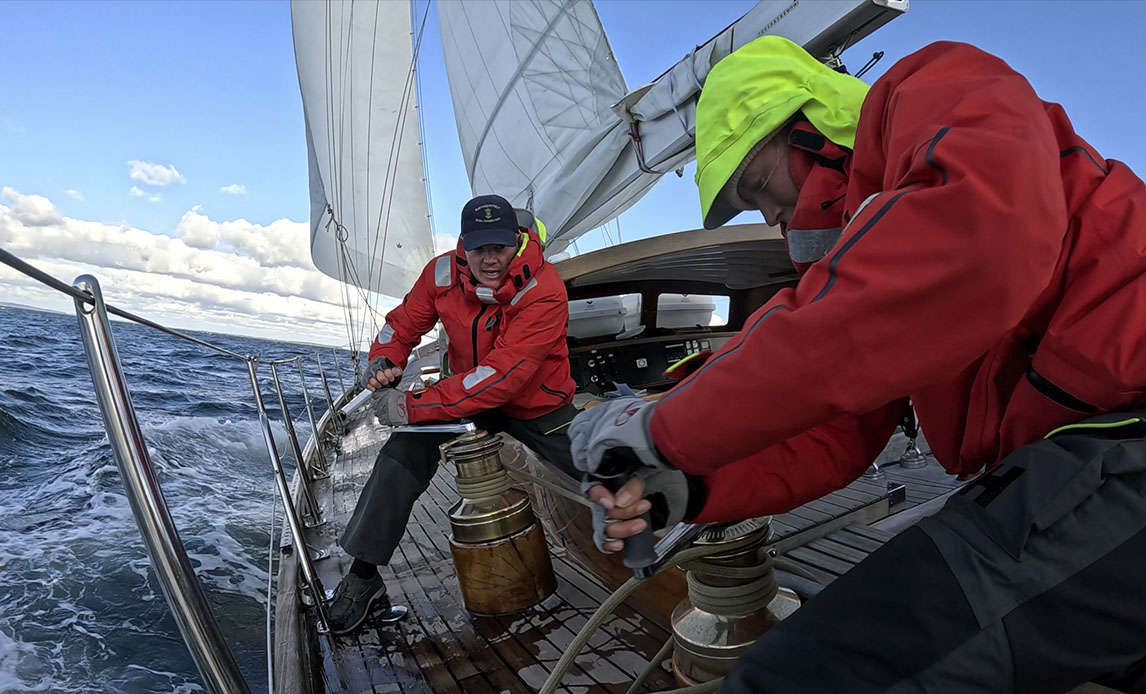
[
  {"left": 443, "top": 430, "right": 556, "bottom": 615},
  {"left": 671, "top": 517, "right": 801, "bottom": 685}
]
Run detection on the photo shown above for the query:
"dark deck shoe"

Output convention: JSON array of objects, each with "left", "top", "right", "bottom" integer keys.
[{"left": 328, "top": 571, "right": 389, "bottom": 635}]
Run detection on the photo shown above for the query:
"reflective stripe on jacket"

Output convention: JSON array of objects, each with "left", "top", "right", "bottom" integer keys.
[
  {"left": 651, "top": 42, "right": 1146, "bottom": 523},
  {"left": 368, "top": 228, "right": 575, "bottom": 423}
]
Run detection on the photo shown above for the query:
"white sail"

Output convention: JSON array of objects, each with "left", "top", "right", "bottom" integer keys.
[
  {"left": 438, "top": 0, "right": 629, "bottom": 252},
  {"left": 292, "top": 0, "right": 434, "bottom": 299},
  {"left": 439, "top": 0, "right": 906, "bottom": 252}
]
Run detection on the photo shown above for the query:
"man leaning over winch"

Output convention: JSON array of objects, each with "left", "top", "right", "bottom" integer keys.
[
  {"left": 570, "top": 36, "right": 1146, "bottom": 692},
  {"left": 328, "top": 194, "right": 580, "bottom": 635}
]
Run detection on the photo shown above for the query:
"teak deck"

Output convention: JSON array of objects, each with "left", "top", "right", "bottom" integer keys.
[{"left": 274, "top": 407, "right": 965, "bottom": 693}]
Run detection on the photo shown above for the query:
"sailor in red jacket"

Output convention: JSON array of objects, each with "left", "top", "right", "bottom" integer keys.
[
  {"left": 571, "top": 37, "right": 1146, "bottom": 691},
  {"left": 329, "top": 194, "right": 578, "bottom": 634}
]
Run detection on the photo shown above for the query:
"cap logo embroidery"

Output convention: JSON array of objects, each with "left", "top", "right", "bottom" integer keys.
[{"left": 475, "top": 204, "right": 502, "bottom": 224}]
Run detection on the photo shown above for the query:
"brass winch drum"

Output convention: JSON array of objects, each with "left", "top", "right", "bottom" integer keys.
[
  {"left": 443, "top": 431, "right": 556, "bottom": 615},
  {"left": 671, "top": 517, "right": 801, "bottom": 686}
]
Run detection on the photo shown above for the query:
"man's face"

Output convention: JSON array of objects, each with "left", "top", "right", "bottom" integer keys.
[
  {"left": 734, "top": 138, "right": 801, "bottom": 231},
  {"left": 465, "top": 239, "right": 518, "bottom": 288}
]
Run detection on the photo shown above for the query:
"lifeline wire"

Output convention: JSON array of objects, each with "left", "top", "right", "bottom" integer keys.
[{"left": 0, "top": 246, "right": 250, "bottom": 361}]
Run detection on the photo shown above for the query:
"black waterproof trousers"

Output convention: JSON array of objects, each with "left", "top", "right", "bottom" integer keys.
[
  {"left": 722, "top": 411, "right": 1146, "bottom": 694},
  {"left": 340, "top": 404, "right": 578, "bottom": 566}
]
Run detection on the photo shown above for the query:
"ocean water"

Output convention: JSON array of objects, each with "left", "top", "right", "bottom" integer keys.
[{"left": 0, "top": 305, "right": 352, "bottom": 693}]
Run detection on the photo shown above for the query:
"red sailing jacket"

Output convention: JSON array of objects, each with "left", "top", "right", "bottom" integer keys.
[
  {"left": 367, "top": 229, "right": 575, "bottom": 424},
  {"left": 653, "top": 42, "right": 1146, "bottom": 523}
]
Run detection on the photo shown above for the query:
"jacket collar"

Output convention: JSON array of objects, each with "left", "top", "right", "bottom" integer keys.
[
  {"left": 786, "top": 120, "right": 852, "bottom": 272},
  {"left": 454, "top": 228, "right": 546, "bottom": 305}
]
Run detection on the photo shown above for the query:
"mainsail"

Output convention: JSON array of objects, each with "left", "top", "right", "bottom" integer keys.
[
  {"left": 292, "top": 0, "right": 435, "bottom": 305},
  {"left": 439, "top": 0, "right": 907, "bottom": 253}
]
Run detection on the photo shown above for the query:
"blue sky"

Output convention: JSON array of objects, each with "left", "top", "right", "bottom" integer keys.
[{"left": 3, "top": 0, "right": 1146, "bottom": 342}]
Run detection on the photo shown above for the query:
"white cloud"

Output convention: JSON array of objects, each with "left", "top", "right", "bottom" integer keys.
[
  {"left": 1, "top": 188, "right": 63, "bottom": 226},
  {"left": 127, "top": 160, "right": 185, "bottom": 186},
  {"left": 219, "top": 184, "right": 247, "bottom": 196},
  {"left": 129, "top": 186, "right": 145, "bottom": 197},
  {"left": 175, "top": 206, "right": 313, "bottom": 268},
  {"left": 148, "top": 195, "right": 161, "bottom": 203},
  {"left": 0, "top": 188, "right": 397, "bottom": 346},
  {"left": 65, "top": 189, "right": 84, "bottom": 202}
]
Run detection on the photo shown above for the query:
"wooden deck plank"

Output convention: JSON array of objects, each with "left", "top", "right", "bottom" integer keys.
[
  {"left": 776, "top": 556, "right": 838, "bottom": 586},
  {"left": 786, "top": 546, "right": 856, "bottom": 577},
  {"left": 805, "top": 537, "right": 871, "bottom": 565},
  {"left": 821, "top": 529, "right": 886, "bottom": 554}
]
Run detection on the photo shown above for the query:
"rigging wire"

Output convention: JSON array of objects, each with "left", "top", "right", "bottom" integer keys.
[
  {"left": 0, "top": 246, "right": 250, "bottom": 361},
  {"left": 336, "top": 240, "right": 359, "bottom": 357},
  {"left": 321, "top": 0, "right": 431, "bottom": 357},
  {"left": 364, "top": 0, "right": 431, "bottom": 291},
  {"left": 413, "top": 0, "right": 438, "bottom": 241},
  {"left": 854, "top": 50, "right": 885, "bottom": 80}
]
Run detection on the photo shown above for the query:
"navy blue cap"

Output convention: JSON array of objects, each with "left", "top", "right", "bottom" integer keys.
[{"left": 460, "top": 194, "right": 519, "bottom": 251}]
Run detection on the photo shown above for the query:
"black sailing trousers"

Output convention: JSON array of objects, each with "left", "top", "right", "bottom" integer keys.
[
  {"left": 340, "top": 404, "right": 578, "bottom": 566},
  {"left": 722, "top": 411, "right": 1146, "bottom": 694}
]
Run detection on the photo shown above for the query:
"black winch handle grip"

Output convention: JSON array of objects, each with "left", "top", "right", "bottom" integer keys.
[
  {"left": 597, "top": 449, "right": 657, "bottom": 572},
  {"left": 622, "top": 509, "right": 657, "bottom": 571}
]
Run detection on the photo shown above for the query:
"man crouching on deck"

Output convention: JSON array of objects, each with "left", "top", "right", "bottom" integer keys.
[{"left": 329, "top": 194, "right": 578, "bottom": 634}]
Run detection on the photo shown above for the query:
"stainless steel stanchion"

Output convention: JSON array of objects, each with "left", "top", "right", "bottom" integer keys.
[
  {"left": 269, "top": 362, "right": 326, "bottom": 527},
  {"left": 73, "top": 274, "right": 249, "bottom": 693},
  {"left": 245, "top": 359, "right": 333, "bottom": 635}
]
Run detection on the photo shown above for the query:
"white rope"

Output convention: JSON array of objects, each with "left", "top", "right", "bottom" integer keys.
[{"left": 526, "top": 473, "right": 593, "bottom": 508}]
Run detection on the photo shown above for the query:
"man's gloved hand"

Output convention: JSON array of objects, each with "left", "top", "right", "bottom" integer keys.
[
  {"left": 359, "top": 356, "right": 402, "bottom": 391},
  {"left": 583, "top": 468, "right": 690, "bottom": 553},
  {"left": 569, "top": 397, "right": 667, "bottom": 477},
  {"left": 370, "top": 387, "right": 408, "bottom": 426}
]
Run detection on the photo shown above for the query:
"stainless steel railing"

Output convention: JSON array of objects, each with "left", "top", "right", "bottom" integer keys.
[
  {"left": 244, "top": 360, "right": 333, "bottom": 634},
  {"left": 72, "top": 275, "right": 250, "bottom": 694},
  {"left": 1, "top": 245, "right": 354, "bottom": 692}
]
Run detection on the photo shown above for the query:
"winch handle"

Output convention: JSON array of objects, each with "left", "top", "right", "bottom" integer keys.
[
  {"left": 340, "top": 358, "right": 400, "bottom": 415},
  {"left": 597, "top": 449, "right": 657, "bottom": 573},
  {"left": 622, "top": 509, "right": 657, "bottom": 572}
]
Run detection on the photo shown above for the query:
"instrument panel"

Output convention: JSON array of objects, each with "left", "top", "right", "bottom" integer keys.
[{"left": 569, "top": 332, "right": 735, "bottom": 395}]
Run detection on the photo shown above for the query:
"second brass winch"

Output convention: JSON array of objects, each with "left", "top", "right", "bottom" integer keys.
[
  {"left": 671, "top": 517, "right": 801, "bottom": 686},
  {"left": 443, "top": 430, "right": 556, "bottom": 615}
]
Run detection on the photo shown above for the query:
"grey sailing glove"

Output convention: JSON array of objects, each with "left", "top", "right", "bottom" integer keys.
[
  {"left": 569, "top": 397, "right": 668, "bottom": 477},
  {"left": 640, "top": 468, "right": 690, "bottom": 531},
  {"left": 582, "top": 477, "right": 617, "bottom": 553},
  {"left": 359, "top": 356, "right": 399, "bottom": 390},
  {"left": 582, "top": 468, "right": 690, "bottom": 553},
  {"left": 370, "top": 387, "right": 408, "bottom": 426}
]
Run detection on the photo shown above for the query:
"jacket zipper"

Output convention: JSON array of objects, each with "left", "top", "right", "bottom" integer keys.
[{"left": 471, "top": 305, "right": 488, "bottom": 368}]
